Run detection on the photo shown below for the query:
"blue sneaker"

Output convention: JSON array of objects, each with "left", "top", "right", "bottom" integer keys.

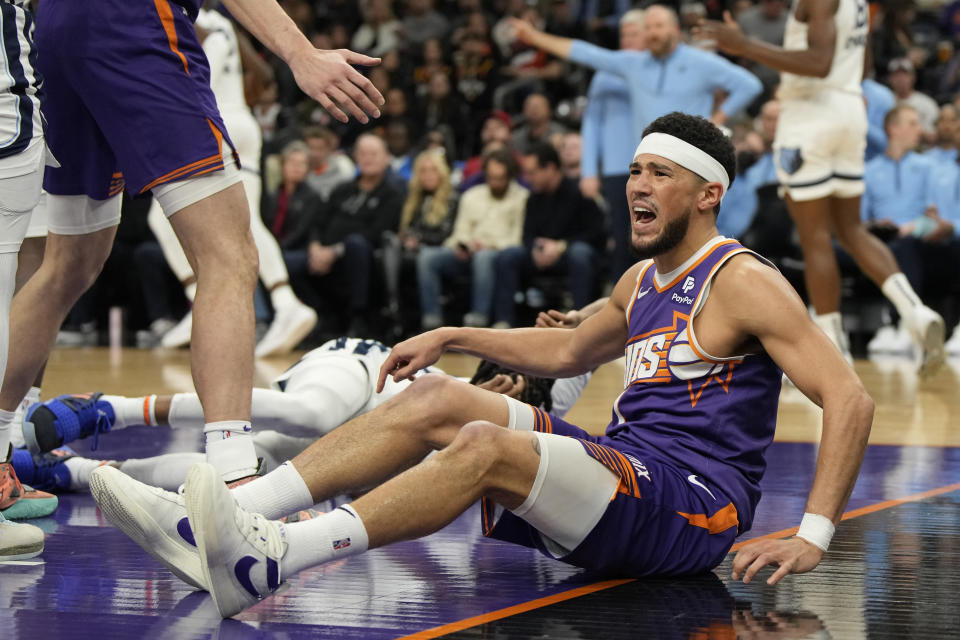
[
  {"left": 23, "top": 392, "right": 115, "bottom": 453},
  {"left": 10, "top": 446, "right": 75, "bottom": 493}
]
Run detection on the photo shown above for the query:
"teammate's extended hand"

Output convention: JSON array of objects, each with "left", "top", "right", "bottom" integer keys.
[
  {"left": 693, "top": 12, "right": 747, "bottom": 56},
  {"left": 376, "top": 331, "right": 446, "bottom": 393},
  {"left": 289, "top": 48, "right": 384, "bottom": 123},
  {"left": 732, "top": 536, "right": 824, "bottom": 585},
  {"left": 476, "top": 373, "right": 526, "bottom": 399},
  {"left": 536, "top": 309, "right": 583, "bottom": 329}
]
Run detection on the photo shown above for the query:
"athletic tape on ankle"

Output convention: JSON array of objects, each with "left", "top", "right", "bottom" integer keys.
[{"left": 796, "top": 512, "right": 835, "bottom": 552}]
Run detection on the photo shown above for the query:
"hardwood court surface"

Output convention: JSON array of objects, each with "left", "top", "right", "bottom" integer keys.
[{"left": 1, "top": 347, "right": 959, "bottom": 639}]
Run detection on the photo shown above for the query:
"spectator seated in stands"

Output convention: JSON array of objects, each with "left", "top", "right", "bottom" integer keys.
[
  {"left": 461, "top": 110, "right": 513, "bottom": 185},
  {"left": 382, "top": 150, "right": 459, "bottom": 334},
  {"left": 718, "top": 99, "right": 780, "bottom": 241},
  {"left": 510, "top": 92, "right": 567, "bottom": 155},
  {"left": 861, "top": 106, "right": 940, "bottom": 354},
  {"left": 417, "top": 148, "right": 528, "bottom": 329},
  {"left": 492, "top": 142, "right": 606, "bottom": 329},
  {"left": 923, "top": 104, "right": 959, "bottom": 164},
  {"left": 263, "top": 141, "right": 325, "bottom": 312},
  {"left": 306, "top": 134, "right": 406, "bottom": 336},
  {"left": 888, "top": 57, "right": 940, "bottom": 144},
  {"left": 303, "top": 126, "right": 355, "bottom": 200}
]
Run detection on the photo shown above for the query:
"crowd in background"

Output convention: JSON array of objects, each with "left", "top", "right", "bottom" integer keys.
[{"left": 61, "top": 0, "right": 960, "bottom": 355}]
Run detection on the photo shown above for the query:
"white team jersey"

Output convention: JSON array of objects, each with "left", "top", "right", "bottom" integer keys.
[
  {"left": 0, "top": 2, "right": 43, "bottom": 160},
  {"left": 196, "top": 9, "right": 247, "bottom": 113},
  {"left": 778, "top": 0, "right": 868, "bottom": 99},
  {"left": 273, "top": 337, "right": 589, "bottom": 419}
]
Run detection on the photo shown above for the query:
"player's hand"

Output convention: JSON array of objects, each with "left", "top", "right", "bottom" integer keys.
[
  {"left": 288, "top": 48, "right": 384, "bottom": 124},
  {"left": 508, "top": 17, "right": 538, "bottom": 45},
  {"left": 731, "top": 536, "right": 824, "bottom": 585},
  {"left": 376, "top": 330, "right": 447, "bottom": 393},
  {"left": 536, "top": 308, "right": 583, "bottom": 328},
  {"left": 694, "top": 12, "right": 747, "bottom": 56},
  {"left": 475, "top": 374, "right": 526, "bottom": 399}
]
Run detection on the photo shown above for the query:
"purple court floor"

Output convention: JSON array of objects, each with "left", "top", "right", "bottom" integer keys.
[{"left": 3, "top": 427, "right": 960, "bottom": 639}]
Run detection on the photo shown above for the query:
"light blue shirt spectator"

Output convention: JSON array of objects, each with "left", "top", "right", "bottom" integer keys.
[
  {"left": 861, "top": 151, "right": 933, "bottom": 225},
  {"left": 863, "top": 79, "right": 896, "bottom": 162},
  {"left": 580, "top": 70, "right": 634, "bottom": 179},
  {"left": 717, "top": 152, "right": 776, "bottom": 238},
  {"left": 568, "top": 40, "right": 762, "bottom": 144},
  {"left": 926, "top": 161, "right": 960, "bottom": 233},
  {"left": 922, "top": 146, "right": 959, "bottom": 165}
]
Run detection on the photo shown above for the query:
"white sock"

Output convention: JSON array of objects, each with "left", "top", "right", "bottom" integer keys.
[
  {"left": 9, "top": 386, "right": 40, "bottom": 449},
  {"left": 230, "top": 460, "right": 314, "bottom": 520},
  {"left": 281, "top": 504, "right": 369, "bottom": 575},
  {"left": 269, "top": 284, "right": 298, "bottom": 311},
  {"left": 102, "top": 394, "right": 156, "bottom": 429},
  {"left": 881, "top": 273, "right": 923, "bottom": 322},
  {"left": 64, "top": 456, "right": 117, "bottom": 491},
  {"left": 184, "top": 282, "right": 197, "bottom": 303},
  {"left": 119, "top": 453, "right": 205, "bottom": 491},
  {"left": 204, "top": 420, "right": 258, "bottom": 482},
  {"left": 813, "top": 311, "right": 848, "bottom": 354}
]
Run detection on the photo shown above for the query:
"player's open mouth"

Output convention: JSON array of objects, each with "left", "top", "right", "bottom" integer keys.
[{"left": 632, "top": 206, "right": 656, "bottom": 224}]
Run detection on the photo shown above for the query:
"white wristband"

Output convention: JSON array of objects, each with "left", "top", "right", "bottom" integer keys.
[{"left": 796, "top": 512, "right": 835, "bottom": 552}]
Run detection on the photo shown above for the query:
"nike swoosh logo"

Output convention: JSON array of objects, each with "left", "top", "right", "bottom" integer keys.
[
  {"left": 637, "top": 287, "right": 652, "bottom": 299},
  {"left": 234, "top": 555, "right": 281, "bottom": 599},
  {"left": 235, "top": 555, "right": 261, "bottom": 598},
  {"left": 687, "top": 474, "right": 716, "bottom": 500},
  {"left": 177, "top": 517, "right": 196, "bottom": 547}
]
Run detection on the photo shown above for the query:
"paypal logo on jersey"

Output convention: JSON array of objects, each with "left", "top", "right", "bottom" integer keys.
[
  {"left": 682, "top": 276, "right": 696, "bottom": 293},
  {"left": 671, "top": 292, "right": 694, "bottom": 305}
]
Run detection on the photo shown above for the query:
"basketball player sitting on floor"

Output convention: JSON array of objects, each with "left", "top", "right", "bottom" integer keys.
[{"left": 90, "top": 113, "right": 872, "bottom": 618}]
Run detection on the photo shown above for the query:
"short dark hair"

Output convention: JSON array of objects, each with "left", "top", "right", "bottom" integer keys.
[
  {"left": 469, "top": 360, "right": 555, "bottom": 413},
  {"left": 483, "top": 148, "right": 518, "bottom": 180},
  {"left": 641, "top": 112, "right": 735, "bottom": 215},
  {"left": 525, "top": 141, "right": 560, "bottom": 169}
]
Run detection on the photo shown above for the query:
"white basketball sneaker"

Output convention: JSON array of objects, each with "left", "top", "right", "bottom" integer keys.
[
  {"left": 255, "top": 301, "right": 318, "bottom": 357},
  {"left": 904, "top": 305, "right": 945, "bottom": 375},
  {"left": 89, "top": 466, "right": 204, "bottom": 589},
  {"left": 946, "top": 324, "right": 960, "bottom": 357},
  {"left": 161, "top": 311, "right": 193, "bottom": 349},
  {"left": 185, "top": 463, "right": 288, "bottom": 618},
  {"left": 0, "top": 511, "right": 43, "bottom": 560}
]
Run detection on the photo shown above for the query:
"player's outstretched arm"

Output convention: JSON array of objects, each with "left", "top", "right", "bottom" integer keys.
[
  {"left": 694, "top": 0, "right": 837, "bottom": 78},
  {"left": 377, "top": 271, "right": 638, "bottom": 392},
  {"left": 711, "top": 256, "right": 873, "bottom": 585},
  {"left": 222, "top": 0, "right": 384, "bottom": 123}
]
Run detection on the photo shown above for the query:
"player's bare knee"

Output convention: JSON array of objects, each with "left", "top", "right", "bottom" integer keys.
[
  {"left": 194, "top": 229, "right": 258, "bottom": 288},
  {"left": 437, "top": 420, "right": 506, "bottom": 483}
]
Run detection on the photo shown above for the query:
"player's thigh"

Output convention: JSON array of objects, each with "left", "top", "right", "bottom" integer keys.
[
  {"left": 0, "top": 143, "right": 44, "bottom": 254},
  {"left": 164, "top": 180, "right": 254, "bottom": 271},
  {"left": 482, "top": 430, "right": 619, "bottom": 555}
]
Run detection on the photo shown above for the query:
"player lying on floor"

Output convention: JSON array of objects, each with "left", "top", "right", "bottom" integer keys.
[{"left": 12, "top": 333, "right": 594, "bottom": 494}]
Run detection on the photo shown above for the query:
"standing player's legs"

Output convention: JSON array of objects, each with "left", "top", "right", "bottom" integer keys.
[
  {"left": 783, "top": 195, "right": 849, "bottom": 354},
  {"left": 158, "top": 178, "right": 260, "bottom": 481},
  {"left": 828, "top": 194, "right": 945, "bottom": 369},
  {"left": 146, "top": 196, "right": 196, "bottom": 349}
]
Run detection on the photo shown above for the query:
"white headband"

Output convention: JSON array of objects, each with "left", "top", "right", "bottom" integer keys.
[{"left": 634, "top": 132, "right": 729, "bottom": 200}]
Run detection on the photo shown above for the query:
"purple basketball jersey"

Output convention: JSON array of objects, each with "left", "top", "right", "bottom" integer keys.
[{"left": 608, "top": 237, "right": 782, "bottom": 532}]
